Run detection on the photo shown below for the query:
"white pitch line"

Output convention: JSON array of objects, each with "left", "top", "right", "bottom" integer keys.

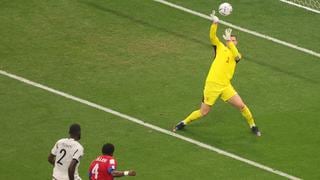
[
  {"left": 152, "top": 0, "right": 320, "bottom": 59},
  {"left": 280, "top": 0, "right": 320, "bottom": 14},
  {"left": 0, "top": 69, "right": 302, "bottom": 180}
]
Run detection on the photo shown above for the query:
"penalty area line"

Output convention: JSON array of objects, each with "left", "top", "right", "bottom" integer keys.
[{"left": 0, "top": 69, "right": 302, "bottom": 180}]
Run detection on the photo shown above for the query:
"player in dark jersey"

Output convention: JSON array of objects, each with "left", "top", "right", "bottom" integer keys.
[{"left": 89, "top": 143, "right": 136, "bottom": 180}]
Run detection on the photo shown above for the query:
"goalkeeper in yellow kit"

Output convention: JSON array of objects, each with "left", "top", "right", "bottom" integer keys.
[{"left": 173, "top": 11, "right": 261, "bottom": 136}]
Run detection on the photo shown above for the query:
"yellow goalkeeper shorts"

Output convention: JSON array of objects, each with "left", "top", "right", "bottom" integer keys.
[{"left": 203, "top": 82, "right": 237, "bottom": 106}]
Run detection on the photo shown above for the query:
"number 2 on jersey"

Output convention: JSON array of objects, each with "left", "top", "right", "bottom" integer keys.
[{"left": 57, "top": 149, "right": 66, "bottom": 165}]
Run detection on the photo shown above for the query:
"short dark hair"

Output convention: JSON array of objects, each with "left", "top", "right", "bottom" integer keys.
[
  {"left": 102, "top": 143, "right": 115, "bottom": 155},
  {"left": 69, "top": 123, "right": 81, "bottom": 135}
]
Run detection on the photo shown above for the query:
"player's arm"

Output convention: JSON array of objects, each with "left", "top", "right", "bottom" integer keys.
[
  {"left": 68, "top": 159, "right": 78, "bottom": 180},
  {"left": 209, "top": 10, "right": 221, "bottom": 46},
  {"left": 111, "top": 170, "right": 136, "bottom": 177},
  {"left": 48, "top": 153, "right": 55, "bottom": 165},
  {"left": 69, "top": 146, "right": 83, "bottom": 180},
  {"left": 227, "top": 41, "right": 242, "bottom": 62},
  {"left": 223, "top": 28, "right": 242, "bottom": 61},
  {"left": 49, "top": 141, "right": 59, "bottom": 165},
  {"left": 107, "top": 158, "right": 136, "bottom": 177}
]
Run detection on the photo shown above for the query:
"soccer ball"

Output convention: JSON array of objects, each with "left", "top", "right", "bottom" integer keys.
[{"left": 219, "top": 2, "right": 233, "bottom": 16}]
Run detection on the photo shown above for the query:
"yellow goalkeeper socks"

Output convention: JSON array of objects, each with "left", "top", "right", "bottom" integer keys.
[
  {"left": 182, "top": 107, "right": 256, "bottom": 127},
  {"left": 183, "top": 110, "right": 202, "bottom": 125},
  {"left": 241, "top": 106, "right": 256, "bottom": 128}
]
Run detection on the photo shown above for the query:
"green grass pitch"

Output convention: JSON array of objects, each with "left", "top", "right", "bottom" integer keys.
[{"left": 0, "top": 0, "right": 319, "bottom": 179}]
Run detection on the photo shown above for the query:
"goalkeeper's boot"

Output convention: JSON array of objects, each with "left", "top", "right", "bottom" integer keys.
[
  {"left": 173, "top": 121, "right": 185, "bottom": 132},
  {"left": 251, "top": 126, "right": 261, "bottom": 136}
]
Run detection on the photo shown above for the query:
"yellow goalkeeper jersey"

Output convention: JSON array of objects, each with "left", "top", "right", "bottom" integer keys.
[{"left": 205, "top": 23, "right": 242, "bottom": 85}]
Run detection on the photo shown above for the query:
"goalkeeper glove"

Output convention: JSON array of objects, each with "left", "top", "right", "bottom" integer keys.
[
  {"left": 210, "top": 10, "right": 219, "bottom": 23},
  {"left": 223, "top": 28, "right": 232, "bottom": 41}
]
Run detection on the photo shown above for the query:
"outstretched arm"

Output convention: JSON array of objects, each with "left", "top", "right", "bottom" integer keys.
[
  {"left": 111, "top": 170, "right": 136, "bottom": 177},
  {"left": 209, "top": 10, "right": 221, "bottom": 46}
]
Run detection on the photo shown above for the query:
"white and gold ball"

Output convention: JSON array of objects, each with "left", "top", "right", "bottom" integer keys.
[{"left": 219, "top": 2, "right": 233, "bottom": 16}]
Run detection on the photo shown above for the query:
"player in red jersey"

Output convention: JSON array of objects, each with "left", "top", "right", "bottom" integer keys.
[{"left": 89, "top": 143, "right": 136, "bottom": 180}]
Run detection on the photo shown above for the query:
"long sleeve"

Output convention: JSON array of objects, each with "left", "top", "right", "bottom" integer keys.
[
  {"left": 209, "top": 23, "right": 221, "bottom": 46},
  {"left": 227, "top": 41, "right": 242, "bottom": 60}
]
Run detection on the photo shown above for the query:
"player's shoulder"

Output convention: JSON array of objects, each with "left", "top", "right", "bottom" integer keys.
[
  {"left": 71, "top": 140, "right": 84, "bottom": 155},
  {"left": 105, "top": 155, "right": 114, "bottom": 159},
  {"left": 73, "top": 139, "right": 83, "bottom": 148},
  {"left": 105, "top": 155, "right": 116, "bottom": 164},
  {"left": 100, "top": 155, "right": 116, "bottom": 162},
  {"left": 55, "top": 138, "right": 69, "bottom": 144},
  {"left": 216, "top": 39, "right": 224, "bottom": 46},
  {"left": 91, "top": 155, "right": 113, "bottom": 165},
  {"left": 56, "top": 138, "right": 83, "bottom": 148}
]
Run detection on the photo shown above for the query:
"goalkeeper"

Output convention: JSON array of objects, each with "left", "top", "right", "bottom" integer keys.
[{"left": 173, "top": 11, "right": 261, "bottom": 136}]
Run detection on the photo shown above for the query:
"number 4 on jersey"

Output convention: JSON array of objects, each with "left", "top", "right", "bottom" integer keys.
[{"left": 91, "top": 163, "right": 99, "bottom": 179}]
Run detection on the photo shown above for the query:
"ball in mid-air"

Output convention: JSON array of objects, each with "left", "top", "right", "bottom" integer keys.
[{"left": 219, "top": 2, "right": 233, "bottom": 16}]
